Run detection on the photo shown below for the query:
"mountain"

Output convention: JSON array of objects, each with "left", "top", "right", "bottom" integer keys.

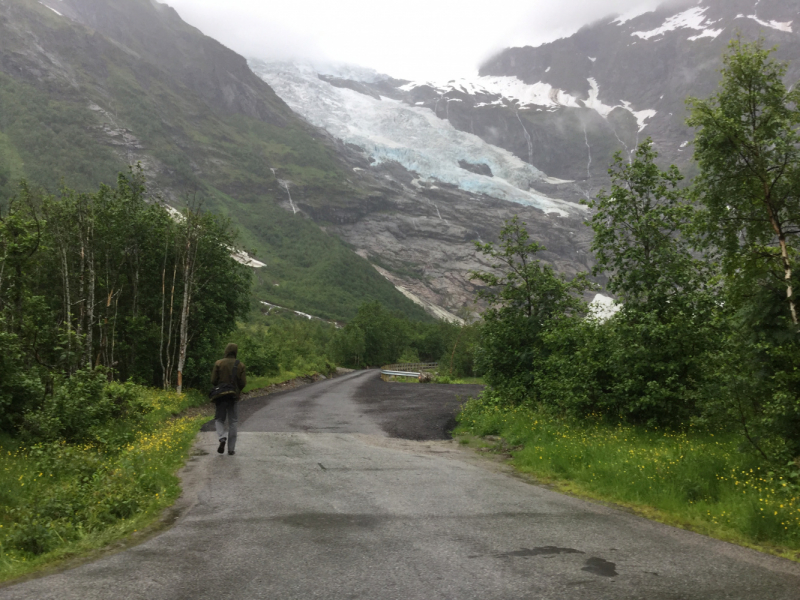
[
  {"left": 249, "top": 61, "right": 594, "bottom": 316},
  {"left": 241, "top": 0, "right": 800, "bottom": 315},
  {"left": 300, "top": 0, "right": 799, "bottom": 199},
  {"left": 0, "top": 0, "right": 597, "bottom": 322},
  {"left": 0, "top": 0, "right": 432, "bottom": 321},
  {"left": 476, "top": 0, "right": 800, "bottom": 187},
  {"left": 7, "top": 0, "right": 792, "bottom": 322}
]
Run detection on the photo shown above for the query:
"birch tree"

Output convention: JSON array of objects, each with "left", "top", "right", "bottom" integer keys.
[
  {"left": 586, "top": 139, "right": 701, "bottom": 310},
  {"left": 175, "top": 208, "right": 201, "bottom": 394},
  {"left": 688, "top": 39, "right": 800, "bottom": 327}
]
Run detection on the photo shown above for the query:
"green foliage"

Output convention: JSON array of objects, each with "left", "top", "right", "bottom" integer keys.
[
  {"left": 327, "top": 301, "right": 477, "bottom": 372},
  {"left": 21, "top": 370, "right": 152, "bottom": 447},
  {"left": 0, "top": 173, "right": 252, "bottom": 433},
  {"left": 232, "top": 317, "right": 337, "bottom": 378},
  {"left": 580, "top": 140, "right": 718, "bottom": 427},
  {"left": 0, "top": 328, "right": 47, "bottom": 432},
  {"left": 688, "top": 39, "right": 800, "bottom": 324},
  {"left": 469, "top": 217, "right": 592, "bottom": 404},
  {"left": 685, "top": 40, "right": 800, "bottom": 463},
  {"left": 247, "top": 207, "right": 430, "bottom": 322},
  {"left": 467, "top": 41, "right": 800, "bottom": 477},
  {"left": 0, "top": 74, "right": 122, "bottom": 194},
  {"left": 587, "top": 139, "right": 699, "bottom": 306},
  {"left": 0, "top": 411, "right": 205, "bottom": 569}
]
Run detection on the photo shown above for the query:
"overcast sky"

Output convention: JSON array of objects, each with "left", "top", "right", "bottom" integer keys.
[{"left": 165, "top": 0, "right": 662, "bottom": 80}]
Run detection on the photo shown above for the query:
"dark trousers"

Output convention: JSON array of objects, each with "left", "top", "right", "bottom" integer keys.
[{"left": 214, "top": 399, "right": 239, "bottom": 452}]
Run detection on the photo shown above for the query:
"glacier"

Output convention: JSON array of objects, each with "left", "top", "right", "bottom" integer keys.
[{"left": 250, "top": 61, "right": 584, "bottom": 217}]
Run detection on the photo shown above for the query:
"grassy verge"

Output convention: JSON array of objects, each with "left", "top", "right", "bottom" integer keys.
[
  {"left": 243, "top": 367, "right": 328, "bottom": 394},
  {"left": 434, "top": 376, "right": 485, "bottom": 385},
  {"left": 383, "top": 375, "right": 485, "bottom": 385},
  {"left": 454, "top": 399, "right": 800, "bottom": 561},
  {"left": 0, "top": 388, "right": 209, "bottom": 583}
]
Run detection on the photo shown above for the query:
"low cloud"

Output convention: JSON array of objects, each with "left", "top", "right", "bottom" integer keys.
[{"left": 165, "top": 0, "right": 665, "bottom": 80}]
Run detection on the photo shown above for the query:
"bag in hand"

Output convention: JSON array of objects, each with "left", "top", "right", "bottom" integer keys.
[{"left": 209, "top": 359, "right": 240, "bottom": 403}]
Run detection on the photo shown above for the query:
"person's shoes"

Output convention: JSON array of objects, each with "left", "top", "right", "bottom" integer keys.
[
  {"left": 228, "top": 450, "right": 235, "bottom": 456},
  {"left": 217, "top": 438, "right": 227, "bottom": 454}
]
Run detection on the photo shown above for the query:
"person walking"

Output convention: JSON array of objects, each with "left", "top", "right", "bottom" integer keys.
[{"left": 211, "top": 343, "right": 247, "bottom": 455}]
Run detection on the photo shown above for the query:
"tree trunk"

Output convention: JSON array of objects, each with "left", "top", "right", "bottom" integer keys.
[
  {"left": 60, "top": 247, "right": 73, "bottom": 372},
  {"left": 86, "top": 244, "right": 95, "bottom": 367},
  {"left": 164, "top": 260, "right": 178, "bottom": 390},
  {"left": 77, "top": 221, "right": 86, "bottom": 361},
  {"left": 778, "top": 235, "right": 797, "bottom": 326},
  {"left": 176, "top": 230, "right": 199, "bottom": 394},
  {"left": 765, "top": 193, "right": 798, "bottom": 326}
]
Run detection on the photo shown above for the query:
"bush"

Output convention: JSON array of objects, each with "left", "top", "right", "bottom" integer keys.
[
  {"left": 22, "top": 369, "right": 152, "bottom": 445},
  {"left": 0, "top": 329, "right": 46, "bottom": 433}
]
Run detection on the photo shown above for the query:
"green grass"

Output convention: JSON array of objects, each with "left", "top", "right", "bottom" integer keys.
[
  {"left": 434, "top": 376, "right": 485, "bottom": 385},
  {"left": 243, "top": 368, "right": 325, "bottom": 394},
  {"left": 455, "top": 400, "right": 800, "bottom": 560},
  {"left": 0, "top": 388, "right": 209, "bottom": 583},
  {"left": 386, "top": 375, "right": 484, "bottom": 385}
]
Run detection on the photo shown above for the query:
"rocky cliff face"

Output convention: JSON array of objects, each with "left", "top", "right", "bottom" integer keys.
[
  {"left": 37, "top": 0, "right": 293, "bottom": 124},
  {"left": 301, "top": 154, "right": 594, "bottom": 321},
  {"left": 252, "top": 60, "right": 596, "bottom": 319}
]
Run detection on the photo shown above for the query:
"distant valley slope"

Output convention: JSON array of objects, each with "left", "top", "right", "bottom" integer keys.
[{"left": 0, "top": 0, "right": 431, "bottom": 321}]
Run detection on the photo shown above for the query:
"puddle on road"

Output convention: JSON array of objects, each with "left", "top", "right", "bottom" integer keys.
[
  {"left": 582, "top": 557, "right": 618, "bottom": 577},
  {"left": 472, "top": 547, "right": 618, "bottom": 578}
]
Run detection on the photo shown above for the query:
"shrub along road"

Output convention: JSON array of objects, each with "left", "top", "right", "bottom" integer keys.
[{"left": 2, "top": 371, "right": 799, "bottom": 599}]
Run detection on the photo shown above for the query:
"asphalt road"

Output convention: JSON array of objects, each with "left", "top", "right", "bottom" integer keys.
[{"left": 3, "top": 370, "right": 800, "bottom": 599}]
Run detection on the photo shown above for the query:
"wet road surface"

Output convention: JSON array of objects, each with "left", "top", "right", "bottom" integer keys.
[{"left": 2, "top": 370, "right": 799, "bottom": 599}]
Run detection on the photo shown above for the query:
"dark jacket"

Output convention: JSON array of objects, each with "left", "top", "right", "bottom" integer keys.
[{"left": 211, "top": 343, "right": 247, "bottom": 400}]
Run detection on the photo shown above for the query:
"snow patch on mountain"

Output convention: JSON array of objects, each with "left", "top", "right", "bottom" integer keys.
[
  {"left": 251, "top": 61, "right": 582, "bottom": 217},
  {"left": 232, "top": 249, "right": 266, "bottom": 268},
  {"left": 39, "top": 1, "right": 64, "bottom": 16},
  {"left": 632, "top": 6, "right": 722, "bottom": 40},
  {"left": 588, "top": 294, "right": 620, "bottom": 322},
  {"left": 687, "top": 28, "right": 724, "bottom": 41},
  {"left": 401, "top": 77, "right": 582, "bottom": 110},
  {"left": 401, "top": 75, "right": 657, "bottom": 133},
  {"left": 739, "top": 14, "right": 793, "bottom": 33}
]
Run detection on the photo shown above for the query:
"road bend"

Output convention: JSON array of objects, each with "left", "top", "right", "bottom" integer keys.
[{"left": 2, "top": 370, "right": 799, "bottom": 599}]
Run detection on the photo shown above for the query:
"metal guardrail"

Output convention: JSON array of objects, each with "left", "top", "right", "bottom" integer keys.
[{"left": 380, "top": 363, "right": 438, "bottom": 381}]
